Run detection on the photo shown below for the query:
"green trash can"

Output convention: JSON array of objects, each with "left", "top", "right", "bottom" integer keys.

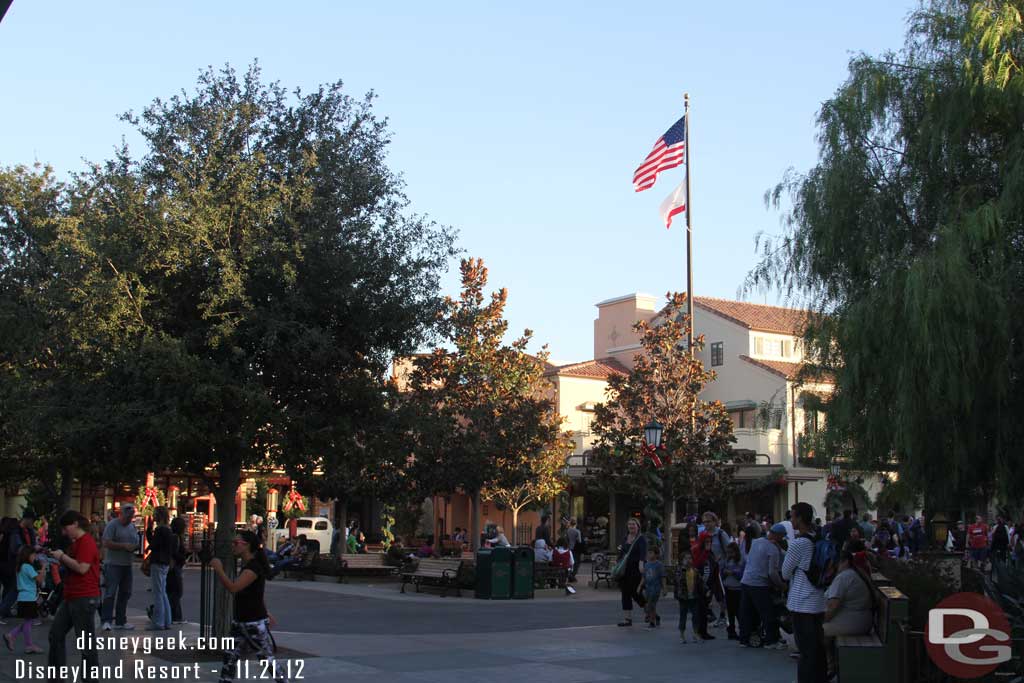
[
  {"left": 475, "top": 547, "right": 512, "bottom": 599},
  {"left": 511, "top": 546, "right": 534, "bottom": 599}
]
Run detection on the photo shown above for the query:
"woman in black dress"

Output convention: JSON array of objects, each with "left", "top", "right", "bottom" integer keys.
[
  {"left": 210, "top": 530, "right": 288, "bottom": 683},
  {"left": 617, "top": 518, "right": 647, "bottom": 627}
]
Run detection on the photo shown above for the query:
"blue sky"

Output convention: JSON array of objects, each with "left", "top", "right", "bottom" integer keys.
[{"left": 1, "top": 1, "right": 916, "bottom": 363}]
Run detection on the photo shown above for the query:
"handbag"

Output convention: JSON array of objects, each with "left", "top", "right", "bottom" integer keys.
[{"left": 612, "top": 537, "right": 636, "bottom": 579}]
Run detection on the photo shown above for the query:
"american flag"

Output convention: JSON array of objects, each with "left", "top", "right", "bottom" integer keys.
[{"left": 633, "top": 115, "right": 686, "bottom": 192}]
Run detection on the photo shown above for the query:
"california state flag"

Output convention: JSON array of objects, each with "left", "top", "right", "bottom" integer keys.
[{"left": 659, "top": 179, "right": 687, "bottom": 229}]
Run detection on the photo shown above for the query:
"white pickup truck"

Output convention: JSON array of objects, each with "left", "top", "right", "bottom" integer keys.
[{"left": 271, "top": 516, "right": 334, "bottom": 552}]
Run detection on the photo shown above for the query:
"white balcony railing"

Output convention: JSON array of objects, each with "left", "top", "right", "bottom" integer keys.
[{"left": 732, "top": 428, "right": 788, "bottom": 466}]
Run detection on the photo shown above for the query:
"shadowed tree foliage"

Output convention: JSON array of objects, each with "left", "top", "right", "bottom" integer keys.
[
  {"left": 35, "top": 64, "right": 456, "bottom": 632},
  {"left": 406, "top": 258, "right": 571, "bottom": 548},
  {"left": 746, "top": 0, "right": 1024, "bottom": 509},
  {"left": 590, "top": 293, "right": 737, "bottom": 560},
  {"left": 0, "top": 164, "right": 155, "bottom": 512}
]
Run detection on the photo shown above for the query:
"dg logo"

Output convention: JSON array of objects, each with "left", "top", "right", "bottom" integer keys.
[{"left": 926, "top": 592, "right": 1012, "bottom": 679}]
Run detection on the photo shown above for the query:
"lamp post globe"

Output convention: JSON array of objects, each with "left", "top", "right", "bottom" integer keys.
[{"left": 644, "top": 420, "right": 664, "bottom": 449}]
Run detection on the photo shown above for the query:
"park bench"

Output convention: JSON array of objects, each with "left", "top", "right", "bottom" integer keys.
[
  {"left": 400, "top": 558, "right": 465, "bottom": 597},
  {"left": 340, "top": 553, "right": 399, "bottom": 582},
  {"left": 283, "top": 543, "right": 320, "bottom": 581},
  {"left": 533, "top": 562, "right": 568, "bottom": 589},
  {"left": 835, "top": 579, "right": 908, "bottom": 683},
  {"left": 590, "top": 553, "right": 616, "bottom": 589}
]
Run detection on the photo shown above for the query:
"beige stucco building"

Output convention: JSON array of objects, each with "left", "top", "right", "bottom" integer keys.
[{"left": 551, "top": 292, "right": 888, "bottom": 548}]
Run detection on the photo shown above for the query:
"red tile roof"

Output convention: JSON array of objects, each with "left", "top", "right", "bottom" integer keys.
[
  {"left": 739, "top": 355, "right": 833, "bottom": 384},
  {"left": 547, "top": 357, "right": 629, "bottom": 379},
  {"left": 694, "top": 296, "right": 811, "bottom": 335}
]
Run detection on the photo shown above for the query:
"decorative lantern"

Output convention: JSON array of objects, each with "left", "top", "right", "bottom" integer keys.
[
  {"left": 267, "top": 488, "right": 280, "bottom": 514},
  {"left": 644, "top": 420, "right": 664, "bottom": 449},
  {"left": 168, "top": 485, "right": 180, "bottom": 513}
]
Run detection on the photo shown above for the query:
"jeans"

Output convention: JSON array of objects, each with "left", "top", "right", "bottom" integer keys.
[
  {"left": 645, "top": 591, "right": 661, "bottom": 622},
  {"left": 167, "top": 566, "right": 184, "bottom": 622},
  {"left": 150, "top": 563, "right": 171, "bottom": 628},
  {"left": 740, "top": 584, "right": 780, "bottom": 645},
  {"left": 792, "top": 611, "right": 827, "bottom": 683},
  {"left": 101, "top": 563, "right": 133, "bottom": 625},
  {"left": 49, "top": 596, "right": 100, "bottom": 678},
  {"left": 0, "top": 572, "right": 16, "bottom": 618}
]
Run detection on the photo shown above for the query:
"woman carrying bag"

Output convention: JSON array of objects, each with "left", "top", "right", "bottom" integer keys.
[{"left": 614, "top": 518, "right": 647, "bottom": 627}]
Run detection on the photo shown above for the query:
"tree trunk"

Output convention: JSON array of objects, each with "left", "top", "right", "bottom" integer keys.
[
  {"left": 213, "top": 460, "right": 241, "bottom": 638},
  {"left": 663, "top": 474, "right": 676, "bottom": 563},
  {"left": 57, "top": 463, "right": 74, "bottom": 518},
  {"left": 469, "top": 490, "right": 481, "bottom": 551},
  {"left": 511, "top": 505, "right": 520, "bottom": 545}
]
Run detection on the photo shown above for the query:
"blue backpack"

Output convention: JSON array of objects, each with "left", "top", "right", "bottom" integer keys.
[{"left": 802, "top": 535, "right": 838, "bottom": 588}]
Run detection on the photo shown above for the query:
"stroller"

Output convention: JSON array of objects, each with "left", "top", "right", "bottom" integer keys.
[{"left": 36, "top": 554, "right": 63, "bottom": 619}]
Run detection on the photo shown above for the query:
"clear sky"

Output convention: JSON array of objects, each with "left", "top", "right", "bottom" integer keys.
[{"left": 1, "top": 1, "right": 916, "bottom": 364}]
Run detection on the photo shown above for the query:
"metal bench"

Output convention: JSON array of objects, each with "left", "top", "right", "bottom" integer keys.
[
  {"left": 283, "top": 541, "right": 320, "bottom": 581},
  {"left": 533, "top": 563, "right": 568, "bottom": 589},
  {"left": 590, "top": 552, "right": 616, "bottom": 589},
  {"left": 400, "top": 558, "right": 465, "bottom": 597},
  {"left": 340, "top": 553, "right": 399, "bottom": 582}
]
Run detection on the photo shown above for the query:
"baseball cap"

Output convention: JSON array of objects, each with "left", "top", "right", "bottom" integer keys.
[
  {"left": 121, "top": 504, "right": 135, "bottom": 514},
  {"left": 770, "top": 523, "right": 787, "bottom": 536}
]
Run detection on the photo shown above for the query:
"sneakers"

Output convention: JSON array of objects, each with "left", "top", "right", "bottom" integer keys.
[
  {"left": 113, "top": 623, "right": 135, "bottom": 631},
  {"left": 3, "top": 633, "right": 13, "bottom": 652},
  {"left": 714, "top": 616, "right": 727, "bottom": 628},
  {"left": 102, "top": 622, "right": 112, "bottom": 631},
  {"left": 24, "top": 645, "right": 44, "bottom": 654}
]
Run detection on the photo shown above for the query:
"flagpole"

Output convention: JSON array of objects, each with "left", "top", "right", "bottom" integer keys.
[{"left": 684, "top": 93, "right": 694, "bottom": 357}]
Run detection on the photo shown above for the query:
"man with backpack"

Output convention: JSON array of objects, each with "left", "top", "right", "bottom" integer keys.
[{"left": 782, "top": 502, "right": 828, "bottom": 683}]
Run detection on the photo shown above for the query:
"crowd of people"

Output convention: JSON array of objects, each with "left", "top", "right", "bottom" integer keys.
[
  {"left": 945, "top": 514, "right": 1024, "bottom": 570},
  {"left": 612, "top": 505, "right": 957, "bottom": 683}
]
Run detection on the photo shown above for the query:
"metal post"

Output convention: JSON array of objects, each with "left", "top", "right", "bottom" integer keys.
[{"left": 684, "top": 93, "right": 694, "bottom": 357}]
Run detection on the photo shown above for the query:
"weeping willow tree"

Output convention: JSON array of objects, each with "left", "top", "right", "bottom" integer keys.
[{"left": 747, "top": 0, "right": 1024, "bottom": 510}]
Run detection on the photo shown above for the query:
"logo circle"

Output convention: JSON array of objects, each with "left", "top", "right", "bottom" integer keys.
[{"left": 926, "top": 592, "right": 1011, "bottom": 679}]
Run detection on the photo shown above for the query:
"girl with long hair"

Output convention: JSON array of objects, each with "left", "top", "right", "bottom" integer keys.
[
  {"left": 210, "top": 530, "right": 287, "bottom": 683},
  {"left": 3, "top": 544, "right": 43, "bottom": 653}
]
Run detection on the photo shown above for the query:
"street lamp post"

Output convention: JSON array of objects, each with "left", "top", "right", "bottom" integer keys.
[{"left": 643, "top": 420, "right": 673, "bottom": 560}]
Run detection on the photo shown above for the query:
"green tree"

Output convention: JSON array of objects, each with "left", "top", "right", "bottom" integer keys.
[
  {"left": 0, "top": 164, "right": 152, "bottom": 511},
  {"left": 406, "top": 258, "right": 569, "bottom": 549},
  {"left": 84, "top": 64, "right": 454, "bottom": 631},
  {"left": 590, "top": 293, "right": 738, "bottom": 561},
  {"left": 746, "top": 0, "right": 1024, "bottom": 509}
]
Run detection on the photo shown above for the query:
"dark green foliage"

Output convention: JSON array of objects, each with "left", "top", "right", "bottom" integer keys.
[{"left": 747, "top": 0, "right": 1024, "bottom": 508}]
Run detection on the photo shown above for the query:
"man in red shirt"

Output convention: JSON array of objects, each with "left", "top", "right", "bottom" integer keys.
[
  {"left": 48, "top": 510, "right": 101, "bottom": 676},
  {"left": 966, "top": 514, "right": 990, "bottom": 569}
]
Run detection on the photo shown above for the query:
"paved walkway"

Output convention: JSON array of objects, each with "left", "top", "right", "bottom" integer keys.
[{"left": 0, "top": 570, "right": 798, "bottom": 682}]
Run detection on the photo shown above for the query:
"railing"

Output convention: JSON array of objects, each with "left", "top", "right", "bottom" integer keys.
[
  {"left": 514, "top": 522, "right": 533, "bottom": 547},
  {"left": 198, "top": 539, "right": 215, "bottom": 639}
]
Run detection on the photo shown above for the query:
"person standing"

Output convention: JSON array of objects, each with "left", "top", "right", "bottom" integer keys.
[
  {"left": 616, "top": 518, "right": 647, "bottom": 627},
  {"left": 967, "top": 514, "right": 990, "bottom": 569},
  {"left": 100, "top": 504, "right": 139, "bottom": 631},
  {"left": 566, "top": 518, "right": 582, "bottom": 583},
  {"left": 535, "top": 515, "right": 552, "bottom": 548},
  {"left": 0, "top": 513, "right": 37, "bottom": 621},
  {"left": 167, "top": 516, "right": 187, "bottom": 624},
  {"left": 992, "top": 516, "right": 1010, "bottom": 565},
  {"left": 859, "top": 514, "right": 874, "bottom": 542},
  {"left": 48, "top": 511, "right": 101, "bottom": 677},
  {"left": 211, "top": 531, "right": 288, "bottom": 683},
  {"left": 739, "top": 523, "right": 786, "bottom": 648},
  {"left": 831, "top": 510, "right": 854, "bottom": 551},
  {"left": 674, "top": 547, "right": 703, "bottom": 643},
  {"left": 697, "top": 511, "right": 732, "bottom": 628},
  {"left": 4, "top": 545, "right": 44, "bottom": 653},
  {"left": 783, "top": 502, "right": 828, "bottom": 683},
  {"left": 720, "top": 542, "right": 745, "bottom": 640},
  {"left": 643, "top": 546, "right": 664, "bottom": 627},
  {"left": 146, "top": 506, "right": 173, "bottom": 630}
]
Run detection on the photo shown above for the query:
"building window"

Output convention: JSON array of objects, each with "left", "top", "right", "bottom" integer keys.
[
  {"left": 754, "top": 337, "right": 792, "bottom": 358},
  {"left": 710, "top": 342, "right": 724, "bottom": 367}
]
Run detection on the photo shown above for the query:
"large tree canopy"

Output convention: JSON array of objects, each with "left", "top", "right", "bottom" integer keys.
[{"left": 747, "top": 0, "right": 1024, "bottom": 507}]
